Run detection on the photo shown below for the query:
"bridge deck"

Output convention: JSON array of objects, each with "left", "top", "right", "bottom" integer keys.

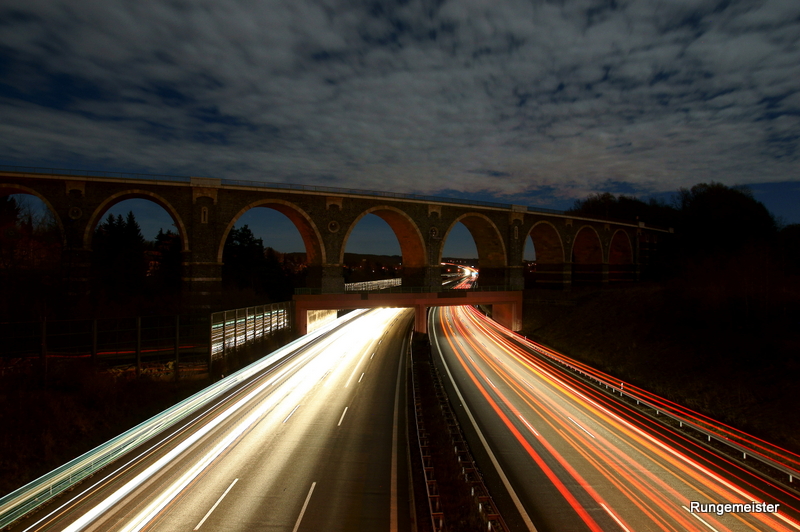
[{"left": 293, "top": 291, "right": 523, "bottom": 334}]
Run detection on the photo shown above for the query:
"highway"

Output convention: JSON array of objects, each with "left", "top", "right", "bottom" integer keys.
[
  {"left": 8, "top": 307, "right": 414, "bottom": 532},
  {"left": 430, "top": 304, "right": 800, "bottom": 532}
]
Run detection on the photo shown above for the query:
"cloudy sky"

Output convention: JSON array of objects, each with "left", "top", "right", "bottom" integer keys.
[{"left": 1, "top": 0, "right": 798, "bottom": 227}]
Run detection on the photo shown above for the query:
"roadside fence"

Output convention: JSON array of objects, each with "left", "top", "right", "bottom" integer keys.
[
  {"left": 209, "top": 301, "right": 292, "bottom": 361},
  {"left": 0, "top": 315, "right": 210, "bottom": 379}
]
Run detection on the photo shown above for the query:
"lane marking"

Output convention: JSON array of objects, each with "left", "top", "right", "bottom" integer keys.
[
  {"left": 568, "top": 417, "right": 595, "bottom": 439},
  {"left": 518, "top": 415, "right": 540, "bottom": 437},
  {"left": 371, "top": 352, "right": 376, "bottom": 359},
  {"left": 600, "top": 503, "right": 632, "bottom": 532},
  {"left": 283, "top": 405, "right": 300, "bottom": 423},
  {"left": 390, "top": 338, "right": 404, "bottom": 532},
  {"left": 292, "top": 482, "right": 317, "bottom": 532},
  {"left": 682, "top": 505, "right": 721, "bottom": 532},
  {"left": 359, "top": 372, "right": 365, "bottom": 383},
  {"left": 338, "top": 407, "right": 348, "bottom": 426},
  {"left": 486, "top": 376, "right": 496, "bottom": 389},
  {"left": 193, "top": 478, "right": 238, "bottom": 530},
  {"left": 345, "top": 348, "right": 372, "bottom": 387}
]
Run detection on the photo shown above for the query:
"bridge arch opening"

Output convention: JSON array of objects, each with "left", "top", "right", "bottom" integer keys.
[
  {"left": 0, "top": 187, "right": 64, "bottom": 320},
  {"left": 571, "top": 225, "right": 603, "bottom": 283},
  {"left": 220, "top": 200, "right": 324, "bottom": 266},
  {"left": 220, "top": 200, "right": 323, "bottom": 304},
  {"left": 89, "top": 197, "right": 184, "bottom": 308},
  {"left": 342, "top": 206, "right": 424, "bottom": 286},
  {"left": 525, "top": 221, "right": 566, "bottom": 287},
  {"left": 441, "top": 214, "right": 506, "bottom": 286},
  {"left": 0, "top": 184, "right": 65, "bottom": 246},
  {"left": 85, "top": 191, "right": 187, "bottom": 252},
  {"left": 609, "top": 229, "right": 634, "bottom": 281}
]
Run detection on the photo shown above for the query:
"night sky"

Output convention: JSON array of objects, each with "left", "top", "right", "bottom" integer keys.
[{"left": 1, "top": 0, "right": 798, "bottom": 254}]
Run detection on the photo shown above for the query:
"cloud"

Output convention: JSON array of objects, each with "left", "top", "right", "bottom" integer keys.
[{"left": 0, "top": 0, "right": 798, "bottom": 206}]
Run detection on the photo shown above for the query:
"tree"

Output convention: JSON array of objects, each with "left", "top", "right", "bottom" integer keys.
[
  {"left": 569, "top": 192, "right": 677, "bottom": 228},
  {"left": 675, "top": 182, "right": 777, "bottom": 257},
  {"left": 93, "top": 211, "right": 148, "bottom": 299},
  {"left": 222, "top": 225, "right": 267, "bottom": 292},
  {"left": 222, "top": 226, "right": 296, "bottom": 304},
  {"left": 0, "top": 195, "right": 62, "bottom": 319},
  {"left": 152, "top": 228, "right": 182, "bottom": 292}
]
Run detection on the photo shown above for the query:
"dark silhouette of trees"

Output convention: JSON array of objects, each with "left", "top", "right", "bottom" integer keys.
[
  {"left": 568, "top": 192, "right": 677, "bottom": 229},
  {"left": 0, "top": 195, "right": 61, "bottom": 320},
  {"left": 93, "top": 212, "right": 147, "bottom": 300},
  {"left": 152, "top": 228, "right": 182, "bottom": 293},
  {"left": 221, "top": 225, "right": 294, "bottom": 305},
  {"left": 675, "top": 182, "right": 777, "bottom": 258},
  {"left": 779, "top": 224, "right": 800, "bottom": 275}
]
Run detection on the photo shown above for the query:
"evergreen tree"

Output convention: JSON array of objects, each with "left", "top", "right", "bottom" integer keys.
[{"left": 93, "top": 211, "right": 147, "bottom": 300}]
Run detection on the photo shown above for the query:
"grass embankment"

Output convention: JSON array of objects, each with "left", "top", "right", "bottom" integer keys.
[
  {"left": 0, "top": 362, "right": 207, "bottom": 496},
  {"left": 0, "top": 330, "right": 295, "bottom": 498},
  {"left": 520, "top": 283, "right": 800, "bottom": 455}
]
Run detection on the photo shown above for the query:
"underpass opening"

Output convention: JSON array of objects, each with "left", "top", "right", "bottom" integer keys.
[
  {"left": 525, "top": 221, "right": 567, "bottom": 288},
  {"left": 219, "top": 202, "right": 314, "bottom": 308},
  {"left": 341, "top": 207, "right": 419, "bottom": 287},
  {"left": 441, "top": 214, "right": 506, "bottom": 286},
  {"left": 609, "top": 229, "right": 634, "bottom": 281},
  {"left": 571, "top": 225, "right": 604, "bottom": 283},
  {"left": 0, "top": 188, "right": 64, "bottom": 321}
]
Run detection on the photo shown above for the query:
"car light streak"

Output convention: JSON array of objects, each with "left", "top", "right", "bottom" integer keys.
[
  {"left": 54, "top": 307, "right": 404, "bottom": 532},
  {"left": 457, "top": 306, "right": 800, "bottom": 531},
  {"left": 432, "top": 305, "right": 800, "bottom": 532}
]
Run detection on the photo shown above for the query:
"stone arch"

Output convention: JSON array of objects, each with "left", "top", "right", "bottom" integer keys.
[
  {"left": 609, "top": 229, "right": 633, "bottom": 264},
  {"left": 341, "top": 205, "right": 426, "bottom": 268},
  {"left": 0, "top": 183, "right": 66, "bottom": 246},
  {"left": 85, "top": 190, "right": 189, "bottom": 252},
  {"left": 218, "top": 199, "right": 325, "bottom": 265},
  {"left": 526, "top": 221, "right": 565, "bottom": 264},
  {"left": 571, "top": 225, "right": 603, "bottom": 264},
  {"left": 439, "top": 213, "right": 506, "bottom": 267}
]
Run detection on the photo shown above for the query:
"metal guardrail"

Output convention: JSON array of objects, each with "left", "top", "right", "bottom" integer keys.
[
  {"left": 0, "top": 309, "right": 368, "bottom": 530},
  {"left": 512, "top": 332, "right": 800, "bottom": 486},
  {"left": 210, "top": 302, "right": 291, "bottom": 360},
  {"left": 409, "top": 330, "right": 507, "bottom": 531},
  {"left": 343, "top": 278, "right": 402, "bottom": 292},
  {"left": 409, "top": 332, "right": 445, "bottom": 532}
]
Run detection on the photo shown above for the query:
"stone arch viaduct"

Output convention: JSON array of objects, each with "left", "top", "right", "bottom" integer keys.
[{"left": 1, "top": 168, "right": 670, "bottom": 327}]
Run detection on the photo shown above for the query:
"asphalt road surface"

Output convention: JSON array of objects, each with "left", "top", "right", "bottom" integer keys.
[
  {"left": 10, "top": 308, "right": 414, "bottom": 532},
  {"left": 430, "top": 305, "right": 800, "bottom": 532}
]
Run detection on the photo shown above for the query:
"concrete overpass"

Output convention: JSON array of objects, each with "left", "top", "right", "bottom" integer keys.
[
  {"left": 0, "top": 167, "right": 671, "bottom": 310},
  {"left": 295, "top": 289, "right": 523, "bottom": 334}
]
